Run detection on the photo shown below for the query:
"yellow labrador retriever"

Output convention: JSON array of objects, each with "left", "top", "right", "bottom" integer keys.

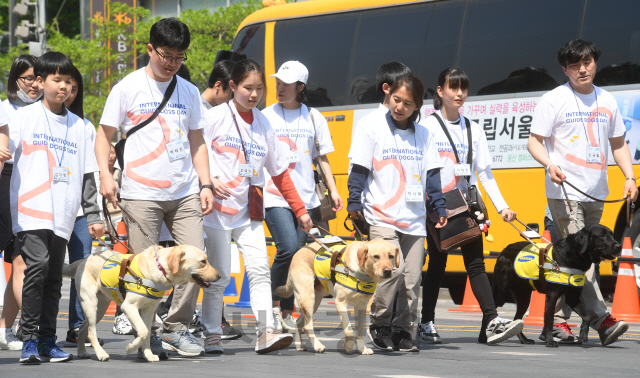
[
  {"left": 275, "top": 239, "right": 399, "bottom": 355},
  {"left": 62, "top": 245, "right": 220, "bottom": 362}
]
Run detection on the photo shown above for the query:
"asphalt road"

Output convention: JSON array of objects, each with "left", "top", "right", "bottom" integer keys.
[{"left": 1, "top": 279, "right": 639, "bottom": 378}]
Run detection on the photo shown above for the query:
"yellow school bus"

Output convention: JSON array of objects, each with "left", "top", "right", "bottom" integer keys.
[{"left": 224, "top": 0, "right": 640, "bottom": 302}]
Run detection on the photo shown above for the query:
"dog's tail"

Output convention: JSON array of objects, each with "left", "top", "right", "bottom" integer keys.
[
  {"left": 62, "top": 260, "right": 84, "bottom": 278},
  {"left": 492, "top": 255, "right": 513, "bottom": 308},
  {"left": 274, "top": 275, "right": 294, "bottom": 298}
]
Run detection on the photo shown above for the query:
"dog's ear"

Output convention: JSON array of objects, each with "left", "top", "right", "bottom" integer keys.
[
  {"left": 394, "top": 247, "right": 401, "bottom": 268},
  {"left": 167, "top": 247, "right": 186, "bottom": 275},
  {"left": 357, "top": 243, "right": 368, "bottom": 267},
  {"left": 571, "top": 227, "right": 591, "bottom": 258}
]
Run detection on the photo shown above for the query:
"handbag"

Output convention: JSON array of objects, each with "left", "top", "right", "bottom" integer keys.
[
  {"left": 228, "top": 104, "right": 264, "bottom": 221},
  {"left": 427, "top": 113, "right": 482, "bottom": 252},
  {"left": 308, "top": 107, "right": 337, "bottom": 222},
  {"left": 114, "top": 75, "right": 177, "bottom": 170}
]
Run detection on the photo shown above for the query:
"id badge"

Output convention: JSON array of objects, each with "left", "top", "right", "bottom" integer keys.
[
  {"left": 166, "top": 140, "right": 187, "bottom": 162},
  {"left": 405, "top": 185, "right": 424, "bottom": 202},
  {"left": 53, "top": 167, "right": 69, "bottom": 182},
  {"left": 239, "top": 164, "right": 254, "bottom": 177},
  {"left": 286, "top": 150, "right": 300, "bottom": 163},
  {"left": 586, "top": 146, "right": 601, "bottom": 163},
  {"left": 454, "top": 163, "right": 471, "bottom": 177}
]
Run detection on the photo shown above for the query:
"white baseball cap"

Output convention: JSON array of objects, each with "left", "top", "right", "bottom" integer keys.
[{"left": 269, "top": 61, "right": 308, "bottom": 84}]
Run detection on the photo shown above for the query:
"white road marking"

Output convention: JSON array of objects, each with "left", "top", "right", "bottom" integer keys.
[
  {"left": 376, "top": 375, "right": 441, "bottom": 378},
  {"left": 490, "top": 351, "right": 554, "bottom": 356}
]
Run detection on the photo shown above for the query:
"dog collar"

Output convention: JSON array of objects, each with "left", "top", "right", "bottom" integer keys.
[{"left": 576, "top": 249, "right": 584, "bottom": 257}]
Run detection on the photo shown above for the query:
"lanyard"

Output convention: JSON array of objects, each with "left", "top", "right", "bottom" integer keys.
[
  {"left": 437, "top": 110, "right": 467, "bottom": 160},
  {"left": 280, "top": 103, "right": 301, "bottom": 150},
  {"left": 41, "top": 101, "right": 70, "bottom": 167},
  {"left": 145, "top": 69, "right": 181, "bottom": 142},
  {"left": 390, "top": 121, "right": 421, "bottom": 182},
  {"left": 570, "top": 85, "right": 600, "bottom": 147},
  {"left": 228, "top": 102, "right": 254, "bottom": 164}
]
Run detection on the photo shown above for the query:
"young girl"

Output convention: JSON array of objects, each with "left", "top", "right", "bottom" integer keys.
[
  {"left": 0, "top": 55, "right": 41, "bottom": 351},
  {"left": 262, "top": 61, "right": 343, "bottom": 333},
  {"left": 348, "top": 74, "right": 446, "bottom": 352},
  {"left": 63, "top": 66, "right": 104, "bottom": 348},
  {"left": 417, "top": 67, "right": 521, "bottom": 345},
  {"left": 201, "top": 59, "right": 312, "bottom": 354}
]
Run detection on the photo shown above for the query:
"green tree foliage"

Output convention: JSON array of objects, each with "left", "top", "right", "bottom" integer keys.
[{"left": 179, "top": 0, "right": 263, "bottom": 88}]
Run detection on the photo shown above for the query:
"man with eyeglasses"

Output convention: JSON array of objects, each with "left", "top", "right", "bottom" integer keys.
[{"left": 95, "top": 17, "right": 214, "bottom": 358}]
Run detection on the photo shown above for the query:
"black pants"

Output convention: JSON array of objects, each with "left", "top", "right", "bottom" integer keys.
[
  {"left": 17, "top": 229, "right": 67, "bottom": 341},
  {"left": 421, "top": 233, "right": 498, "bottom": 326},
  {"left": 0, "top": 163, "right": 15, "bottom": 262}
]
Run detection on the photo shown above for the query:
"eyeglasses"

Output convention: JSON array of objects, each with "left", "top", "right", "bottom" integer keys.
[
  {"left": 18, "top": 76, "right": 36, "bottom": 86},
  {"left": 153, "top": 47, "right": 187, "bottom": 65}
]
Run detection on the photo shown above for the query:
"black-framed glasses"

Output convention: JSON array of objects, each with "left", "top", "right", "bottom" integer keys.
[
  {"left": 18, "top": 76, "right": 36, "bottom": 86},
  {"left": 153, "top": 47, "right": 187, "bottom": 65}
]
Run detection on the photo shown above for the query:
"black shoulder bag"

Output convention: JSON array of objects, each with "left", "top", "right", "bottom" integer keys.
[
  {"left": 114, "top": 75, "right": 177, "bottom": 170},
  {"left": 308, "top": 107, "right": 337, "bottom": 222},
  {"left": 426, "top": 113, "right": 482, "bottom": 252}
]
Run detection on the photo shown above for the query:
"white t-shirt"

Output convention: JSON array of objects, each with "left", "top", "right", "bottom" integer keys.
[
  {"left": 0, "top": 100, "right": 8, "bottom": 127},
  {"left": 261, "top": 104, "right": 334, "bottom": 209},
  {"left": 202, "top": 101, "right": 289, "bottom": 230},
  {"left": 3, "top": 99, "right": 23, "bottom": 164},
  {"left": 99, "top": 68, "right": 204, "bottom": 201},
  {"left": 531, "top": 84, "right": 625, "bottom": 201},
  {"left": 348, "top": 103, "right": 388, "bottom": 164},
  {"left": 350, "top": 110, "right": 442, "bottom": 236},
  {"left": 9, "top": 102, "right": 99, "bottom": 240},
  {"left": 421, "top": 112, "right": 508, "bottom": 212},
  {"left": 76, "top": 118, "right": 97, "bottom": 218},
  {"left": 200, "top": 94, "right": 212, "bottom": 110}
]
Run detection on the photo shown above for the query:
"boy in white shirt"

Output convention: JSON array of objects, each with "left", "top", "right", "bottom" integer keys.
[
  {"left": 96, "top": 18, "right": 214, "bottom": 357},
  {"left": 9, "top": 52, "right": 101, "bottom": 363},
  {"left": 528, "top": 39, "right": 638, "bottom": 346}
]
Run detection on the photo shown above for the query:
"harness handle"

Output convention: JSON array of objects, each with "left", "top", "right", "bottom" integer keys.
[{"left": 344, "top": 216, "right": 368, "bottom": 241}]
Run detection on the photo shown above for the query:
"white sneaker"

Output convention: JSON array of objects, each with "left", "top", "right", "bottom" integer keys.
[
  {"left": 417, "top": 321, "right": 442, "bottom": 344},
  {"left": 255, "top": 329, "right": 293, "bottom": 354},
  {"left": 272, "top": 306, "right": 284, "bottom": 332},
  {"left": 0, "top": 331, "right": 23, "bottom": 350},
  {"left": 486, "top": 317, "right": 524, "bottom": 344},
  {"left": 204, "top": 334, "right": 224, "bottom": 354},
  {"left": 281, "top": 313, "right": 297, "bottom": 333},
  {"left": 112, "top": 313, "right": 134, "bottom": 335}
]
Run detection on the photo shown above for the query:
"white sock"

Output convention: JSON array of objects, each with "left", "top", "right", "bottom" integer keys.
[{"left": 0, "top": 328, "right": 11, "bottom": 334}]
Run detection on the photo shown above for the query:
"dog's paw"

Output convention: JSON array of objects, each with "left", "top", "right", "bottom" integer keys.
[
  {"left": 523, "top": 338, "right": 535, "bottom": 345},
  {"left": 344, "top": 338, "right": 355, "bottom": 354},
  {"left": 295, "top": 343, "right": 307, "bottom": 352},
  {"left": 546, "top": 340, "right": 559, "bottom": 348},
  {"left": 78, "top": 351, "right": 92, "bottom": 359},
  {"left": 96, "top": 351, "right": 110, "bottom": 361},
  {"left": 361, "top": 347, "right": 373, "bottom": 355},
  {"left": 145, "top": 353, "right": 160, "bottom": 363},
  {"left": 314, "top": 344, "right": 326, "bottom": 353},
  {"left": 125, "top": 343, "right": 138, "bottom": 355}
]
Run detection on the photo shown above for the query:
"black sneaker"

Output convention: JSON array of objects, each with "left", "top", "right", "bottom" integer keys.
[
  {"left": 64, "top": 328, "right": 104, "bottom": 347},
  {"left": 598, "top": 315, "right": 628, "bottom": 346},
  {"left": 392, "top": 330, "right": 419, "bottom": 352},
  {"left": 367, "top": 325, "right": 393, "bottom": 351},
  {"left": 221, "top": 316, "right": 242, "bottom": 340}
]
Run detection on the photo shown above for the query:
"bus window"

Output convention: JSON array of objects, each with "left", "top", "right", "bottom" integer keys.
[
  {"left": 349, "top": 0, "right": 465, "bottom": 103},
  {"left": 459, "top": 0, "right": 585, "bottom": 96},
  {"left": 274, "top": 12, "right": 359, "bottom": 107},
  {"left": 585, "top": 0, "right": 640, "bottom": 87},
  {"left": 231, "top": 23, "right": 266, "bottom": 68}
]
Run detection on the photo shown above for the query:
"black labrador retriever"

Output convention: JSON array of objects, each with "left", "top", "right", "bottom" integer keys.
[{"left": 489, "top": 224, "right": 621, "bottom": 347}]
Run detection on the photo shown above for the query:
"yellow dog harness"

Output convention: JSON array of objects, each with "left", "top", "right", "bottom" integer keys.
[
  {"left": 314, "top": 244, "right": 377, "bottom": 295},
  {"left": 101, "top": 254, "right": 168, "bottom": 304},
  {"left": 514, "top": 243, "right": 586, "bottom": 290}
]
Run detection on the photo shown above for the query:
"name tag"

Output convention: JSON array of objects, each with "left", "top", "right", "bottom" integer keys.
[
  {"left": 53, "top": 167, "right": 69, "bottom": 182},
  {"left": 239, "top": 164, "right": 254, "bottom": 177},
  {"left": 586, "top": 146, "right": 601, "bottom": 163},
  {"left": 166, "top": 140, "right": 187, "bottom": 161},
  {"left": 405, "top": 185, "right": 424, "bottom": 202},
  {"left": 454, "top": 163, "right": 471, "bottom": 177},
  {"left": 286, "top": 150, "right": 300, "bottom": 163}
]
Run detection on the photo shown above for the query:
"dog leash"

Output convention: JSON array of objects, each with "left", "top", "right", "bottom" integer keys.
[
  {"left": 344, "top": 215, "right": 369, "bottom": 241},
  {"left": 561, "top": 179, "right": 634, "bottom": 227}
]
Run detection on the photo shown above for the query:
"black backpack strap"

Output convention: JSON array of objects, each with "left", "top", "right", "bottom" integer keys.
[
  {"left": 464, "top": 116, "right": 473, "bottom": 167},
  {"left": 432, "top": 112, "right": 473, "bottom": 184},
  {"left": 126, "top": 74, "right": 177, "bottom": 138}
]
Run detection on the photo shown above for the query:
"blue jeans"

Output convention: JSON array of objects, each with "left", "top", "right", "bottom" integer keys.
[
  {"left": 265, "top": 207, "right": 309, "bottom": 311},
  {"left": 68, "top": 216, "right": 93, "bottom": 329}
]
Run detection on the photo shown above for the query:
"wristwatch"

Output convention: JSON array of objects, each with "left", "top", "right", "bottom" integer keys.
[{"left": 201, "top": 184, "right": 214, "bottom": 192}]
